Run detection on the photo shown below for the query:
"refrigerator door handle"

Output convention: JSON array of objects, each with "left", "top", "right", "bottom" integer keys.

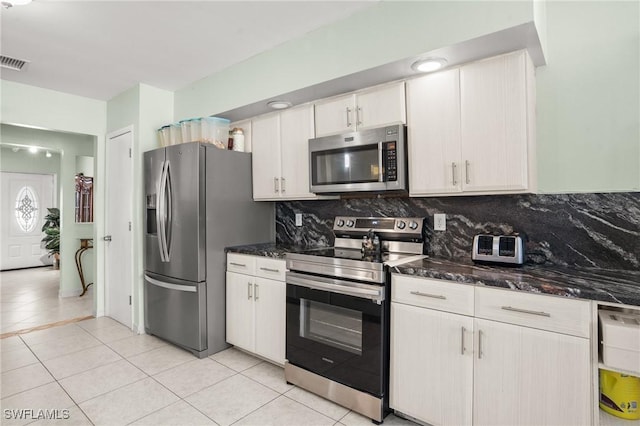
[
  {"left": 157, "top": 160, "right": 167, "bottom": 262},
  {"left": 144, "top": 274, "right": 197, "bottom": 293},
  {"left": 164, "top": 160, "right": 172, "bottom": 261}
]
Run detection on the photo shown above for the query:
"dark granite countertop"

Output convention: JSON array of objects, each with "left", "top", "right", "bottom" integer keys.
[{"left": 226, "top": 243, "right": 640, "bottom": 307}]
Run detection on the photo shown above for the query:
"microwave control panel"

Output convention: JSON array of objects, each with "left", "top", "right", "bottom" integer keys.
[{"left": 384, "top": 141, "right": 397, "bottom": 182}]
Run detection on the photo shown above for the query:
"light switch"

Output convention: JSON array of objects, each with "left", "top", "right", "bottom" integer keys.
[
  {"left": 434, "top": 213, "right": 446, "bottom": 231},
  {"left": 295, "top": 213, "right": 303, "bottom": 227}
]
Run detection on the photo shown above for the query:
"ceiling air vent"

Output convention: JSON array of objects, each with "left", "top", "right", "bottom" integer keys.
[{"left": 0, "top": 55, "right": 29, "bottom": 71}]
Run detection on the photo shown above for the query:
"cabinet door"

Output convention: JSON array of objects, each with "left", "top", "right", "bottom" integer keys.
[
  {"left": 406, "top": 70, "right": 462, "bottom": 195},
  {"left": 390, "top": 302, "right": 473, "bottom": 426},
  {"left": 225, "top": 271, "right": 255, "bottom": 352},
  {"left": 280, "top": 104, "right": 317, "bottom": 199},
  {"left": 460, "top": 50, "right": 530, "bottom": 192},
  {"left": 253, "top": 277, "right": 286, "bottom": 364},
  {"left": 251, "top": 113, "right": 281, "bottom": 200},
  {"left": 314, "top": 94, "right": 356, "bottom": 137},
  {"left": 356, "top": 81, "right": 406, "bottom": 131},
  {"left": 473, "top": 318, "right": 591, "bottom": 426}
]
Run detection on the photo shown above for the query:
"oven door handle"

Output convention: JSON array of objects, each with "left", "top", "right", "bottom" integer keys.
[{"left": 287, "top": 272, "right": 385, "bottom": 302}]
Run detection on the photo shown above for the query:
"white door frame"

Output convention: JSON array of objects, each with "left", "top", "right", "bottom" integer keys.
[{"left": 103, "top": 126, "right": 134, "bottom": 328}]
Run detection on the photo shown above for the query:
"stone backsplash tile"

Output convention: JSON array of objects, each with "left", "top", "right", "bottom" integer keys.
[{"left": 276, "top": 192, "right": 640, "bottom": 270}]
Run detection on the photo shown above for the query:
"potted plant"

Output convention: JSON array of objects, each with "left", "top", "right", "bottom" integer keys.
[{"left": 42, "top": 207, "right": 60, "bottom": 268}]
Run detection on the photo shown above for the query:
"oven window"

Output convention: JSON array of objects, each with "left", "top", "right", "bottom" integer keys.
[
  {"left": 300, "top": 299, "right": 363, "bottom": 355},
  {"left": 312, "top": 145, "right": 379, "bottom": 185}
]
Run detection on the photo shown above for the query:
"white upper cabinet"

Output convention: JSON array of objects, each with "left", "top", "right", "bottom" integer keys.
[
  {"left": 314, "top": 81, "right": 406, "bottom": 137},
  {"left": 460, "top": 50, "right": 535, "bottom": 193},
  {"left": 407, "top": 68, "right": 462, "bottom": 195},
  {"left": 407, "top": 50, "right": 536, "bottom": 196},
  {"left": 251, "top": 113, "right": 281, "bottom": 200},
  {"left": 280, "top": 104, "right": 316, "bottom": 199},
  {"left": 251, "top": 104, "right": 318, "bottom": 201}
]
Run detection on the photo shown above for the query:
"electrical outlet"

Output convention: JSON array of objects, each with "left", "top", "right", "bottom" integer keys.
[
  {"left": 295, "top": 213, "right": 303, "bottom": 227},
  {"left": 434, "top": 213, "right": 446, "bottom": 231}
]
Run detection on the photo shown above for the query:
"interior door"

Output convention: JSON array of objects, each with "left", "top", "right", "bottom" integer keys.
[
  {"left": 0, "top": 172, "right": 55, "bottom": 270},
  {"left": 105, "top": 129, "right": 133, "bottom": 327}
]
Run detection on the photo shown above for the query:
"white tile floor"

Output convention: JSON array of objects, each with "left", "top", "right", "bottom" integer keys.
[
  {"left": 0, "top": 317, "right": 417, "bottom": 426},
  {"left": 0, "top": 267, "right": 93, "bottom": 334}
]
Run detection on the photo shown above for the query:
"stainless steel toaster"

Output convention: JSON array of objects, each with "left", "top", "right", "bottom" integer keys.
[{"left": 471, "top": 234, "right": 526, "bottom": 266}]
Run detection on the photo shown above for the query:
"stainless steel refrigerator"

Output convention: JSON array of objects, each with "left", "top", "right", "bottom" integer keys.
[{"left": 143, "top": 142, "right": 274, "bottom": 358}]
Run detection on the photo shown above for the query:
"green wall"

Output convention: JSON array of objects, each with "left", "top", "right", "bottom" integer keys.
[
  {"left": 0, "top": 81, "right": 106, "bottom": 313},
  {"left": 0, "top": 146, "right": 61, "bottom": 196},
  {"left": 0, "top": 124, "right": 96, "bottom": 297},
  {"left": 175, "top": 0, "right": 639, "bottom": 193},
  {"left": 106, "top": 83, "right": 173, "bottom": 332},
  {"left": 536, "top": 1, "right": 639, "bottom": 192}
]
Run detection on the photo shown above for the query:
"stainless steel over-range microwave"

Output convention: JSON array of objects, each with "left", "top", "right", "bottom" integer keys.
[{"left": 308, "top": 124, "right": 407, "bottom": 194}]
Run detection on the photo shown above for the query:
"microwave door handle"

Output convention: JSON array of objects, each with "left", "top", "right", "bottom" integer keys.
[{"left": 378, "top": 141, "right": 384, "bottom": 182}]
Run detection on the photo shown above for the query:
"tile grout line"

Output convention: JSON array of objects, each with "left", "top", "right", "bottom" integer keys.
[{"left": 13, "top": 333, "right": 96, "bottom": 426}]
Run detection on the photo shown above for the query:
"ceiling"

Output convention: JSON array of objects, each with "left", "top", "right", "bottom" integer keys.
[{"left": 0, "top": 1, "right": 376, "bottom": 101}]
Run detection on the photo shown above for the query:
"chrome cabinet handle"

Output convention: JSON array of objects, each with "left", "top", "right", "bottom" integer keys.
[
  {"left": 103, "top": 235, "right": 112, "bottom": 242},
  {"left": 452, "top": 162, "right": 457, "bottom": 186},
  {"left": 255, "top": 284, "right": 259, "bottom": 301},
  {"left": 501, "top": 306, "right": 551, "bottom": 317},
  {"left": 461, "top": 326, "right": 466, "bottom": 355},
  {"left": 356, "top": 106, "right": 362, "bottom": 126},
  {"left": 229, "top": 262, "right": 246, "bottom": 268},
  {"left": 346, "top": 107, "right": 352, "bottom": 127},
  {"left": 274, "top": 177, "right": 279, "bottom": 193},
  {"left": 478, "top": 329, "right": 483, "bottom": 359},
  {"left": 260, "top": 267, "right": 280, "bottom": 273},
  {"left": 465, "top": 160, "right": 471, "bottom": 184},
  {"left": 281, "top": 177, "right": 286, "bottom": 193},
  {"left": 247, "top": 282, "right": 252, "bottom": 300},
  {"left": 410, "top": 291, "right": 446, "bottom": 300}
]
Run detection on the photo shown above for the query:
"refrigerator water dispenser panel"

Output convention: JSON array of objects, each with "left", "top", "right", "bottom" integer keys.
[{"left": 146, "top": 194, "right": 157, "bottom": 235}]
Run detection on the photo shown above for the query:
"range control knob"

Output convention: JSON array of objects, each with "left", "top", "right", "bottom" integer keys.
[
  {"left": 409, "top": 221, "right": 419, "bottom": 230},
  {"left": 396, "top": 220, "right": 406, "bottom": 230},
  {"left": 336, "top": 219, "right": 345, "bottom": 227},
  {"left": 346, "top": 220, "right": 355, "bottom": 227}
]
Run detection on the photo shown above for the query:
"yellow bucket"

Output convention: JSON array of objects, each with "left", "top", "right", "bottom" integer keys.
[{"left": 600, "top": 369, "right": 640, "bottom": 420}]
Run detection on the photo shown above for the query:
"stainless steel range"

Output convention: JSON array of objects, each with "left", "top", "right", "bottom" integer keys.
[{"left": 285, "top": 217, "right": 425, "bottom": 423}]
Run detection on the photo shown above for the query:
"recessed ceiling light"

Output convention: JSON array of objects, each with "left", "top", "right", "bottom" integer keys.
[
  {"left": 46, "top": 151, "right": 52, "bottom": 158},
  {"left": 411, "top": 57, "right": 448, "bottom": 73},
  {"left": 267, "top": 100, "right": 292, "bottom": 110},
  {"left": 29, "top": 146, "right": 38, "bottom": 154}
]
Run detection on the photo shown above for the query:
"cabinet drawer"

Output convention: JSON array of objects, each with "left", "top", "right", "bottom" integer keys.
[
  {"left": 226, "top": 253, "right": 256, "bottom": 275},
  {"left": 392, "top": 274, "right": 474, "bottom": 316},
  {"left": 256, "top": 257, "right": 286, "bottom": 281},
  {"left": 474, "top": 286, "right": 591, "bottom": 338}
]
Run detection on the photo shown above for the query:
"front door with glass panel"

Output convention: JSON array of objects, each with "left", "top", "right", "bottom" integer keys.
[
  {"left": 0, "top": 172, "right": 56, "bottom": 270},
  {"left": 286, "top": 284, "right": 385, "bottom": 397}
]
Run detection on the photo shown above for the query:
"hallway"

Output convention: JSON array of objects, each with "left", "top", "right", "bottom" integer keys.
[{"left": 0, "top": 267, "right": 93, "bottom": 335}]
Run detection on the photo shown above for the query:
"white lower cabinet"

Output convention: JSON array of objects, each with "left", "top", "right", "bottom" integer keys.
[
  {"left": 473, "top": 318, "right": 591, "bottom": 426},
  {"left": 226, "top": 254, "right": 286, "bottom": 365},
  {"left": 390, "top": 274, "right": 592, "bottom": 426},
  {"left": 390, "top": 303, "right": 474, "bottom": 426}
]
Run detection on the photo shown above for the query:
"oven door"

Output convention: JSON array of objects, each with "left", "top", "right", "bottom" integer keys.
[{"left": 286, "top": 272, "right": 386, "bottom": 397}]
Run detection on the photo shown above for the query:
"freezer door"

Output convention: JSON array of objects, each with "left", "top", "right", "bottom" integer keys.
[
  {"left": 144, "top": 272, "right": 207, "bottom": 352},
  {"left": 144, "top": 148, "right": 166, "bottom": 274},
  {"left": 148, "top": 143, "right": 206, "bottom": 282}
]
